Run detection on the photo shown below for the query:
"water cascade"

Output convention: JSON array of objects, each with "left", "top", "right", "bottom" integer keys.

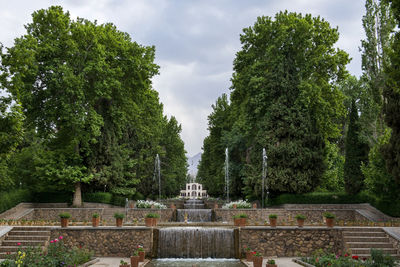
[
  {"left": 177, "top": 199, "right": 211, "bottom": 222},
  {"left": 262, "top": 148, "right": 268, "bottom": 208},
  {"left": 158, "top": 227, "right": 235, "bottom": 258},
  {"left": 184, "top": 199, "right": 205, "bottom": 209}
]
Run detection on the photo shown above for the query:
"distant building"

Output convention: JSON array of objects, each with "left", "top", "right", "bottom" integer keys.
[{"left": 179, "top": 183, "right": 208, "bottom": 199}]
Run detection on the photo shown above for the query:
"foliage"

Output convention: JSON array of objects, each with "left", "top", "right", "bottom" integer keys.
[
  {"left": 0, "top": 236, "right": 93, "bottom": 267},
  {"left": 59, "top": 212, "right": 71, "bottom": 219},
  {"left": 92, "top": 213, "right": 99, "bottom": 218},
  {"left": 301, "top": 248, "right": 396, "bottom": 267},
  {"left": 267, "top": 259, "right": 276, "bottom": 264},
  {"left": 0, "top": 6, "right": 187, "bottom": 204},
  {"left": 222, "top": 200, "right": 251, "bottom": 209},
  {"left": 113, "top": 212, "right": 125, "bottom": 219},
  {"left": 270, "top": 191, "right": 373, "bottom": 205},
  {"left": 344, "top": 99, "right": 369, "bottom": 194},
  {"left": 0, "top": 189, "right": 31, "bottom": 214},
  {"left": 323, "top": 212, "right": 336, "bottom": 219},
  {"left": 268, "top": 214, "right": 277, "bottom": 219},
  {"left": 135, "top": 200, "right": 167, "bottom": 209},
  {"left": 233, "top": 214, "right": 248, "bottom": 219},
  {"left": 145, "top": 213, "right": 160, "bottom": 218},
  {"left": 295, "top": 214, "right": 306, "bottom": 220}
]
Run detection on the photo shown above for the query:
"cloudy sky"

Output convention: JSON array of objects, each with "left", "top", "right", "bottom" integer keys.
[{"left": 0, "top": 0, "right": 366, "bottom": 156}]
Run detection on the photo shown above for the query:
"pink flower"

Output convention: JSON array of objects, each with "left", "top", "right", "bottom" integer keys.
[
  {"left": 17, "top": 242, "right": 21, "bottom": 246},
  {"left": 50, "top": 240, "right": 54, "bottom": 243},
  {"left": 59, "top": 236, "right": 63, "bottom": 240},
  {"left": 54, "top": 239, "right": 58, "bottom": 243}
]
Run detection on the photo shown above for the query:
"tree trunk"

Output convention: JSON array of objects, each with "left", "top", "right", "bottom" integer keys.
[{"left": 72, "top": 181, "right": 82, "bottom": 207}]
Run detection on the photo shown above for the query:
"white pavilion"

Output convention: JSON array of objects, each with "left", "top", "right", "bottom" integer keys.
[{"left": 179, "top": 183, "right": 208, "bottom": 199}]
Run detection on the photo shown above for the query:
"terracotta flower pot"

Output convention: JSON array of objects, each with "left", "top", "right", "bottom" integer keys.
[
  {"left": 326, "top": 218, "right": 335, "bottom": 227},
  {"left": 267, "top": 264, "right": 277, "bottom": 267},
  {"left": 252, "top": 203, "right": 257, "bottom": 209},
  {"left": 214, "top": 203, "right": 218, "bottom": 209},
  {"left": 245, "top": 251, "right": 253, "bottom": 261},
  {"left": 145, "top": 217, "right": 158, "bottom": 227},
  {"left": 116, "top": 218, "right": 123, "bottom": 227},
  {"left": 253, "top": 256, "right": 263, "bottom": 267},
  {"left": 234, "top": 218, "right": 240, "bottom": 226},
  {"left": 239, "top": 218, "right": 247, "bottom": 227},
  {"left": 297, "top": 218, "right": 305, "bottom": 227},
  {"left": 130, "top": 255, "right": 140, "bottom": 267},
  {"left": 61, "top": 218, "right": 69, "bottom": 228},
  {"left": 139, "top": 251, "right": 145, "bottom": 261},
  {"left": 120, "top": 265, "right": 129, "bottom": 267},
  {"left": 92, "top": 217, "right": 100, "bottom": 227},
  {"left": 233, "top": 204, "right": 237, "bottom": 209},
  {"left": 269, "top": 218, "right": 277, "bottom": 227}
]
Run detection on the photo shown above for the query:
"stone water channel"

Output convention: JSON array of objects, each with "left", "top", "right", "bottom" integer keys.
[{"left": 153, "top": 199, "right": 244, "bottom": 266}]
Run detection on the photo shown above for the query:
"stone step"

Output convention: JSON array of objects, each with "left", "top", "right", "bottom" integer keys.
[
  {"left": 346, "top": 242, "right": 394, "bottom": 249},
  {"left": 0, "top": 246, "right": 30, "bottom": 253},
  {"left": 5, "top": 235, "right": 49, "bottom": 241},
  {"left": 0, "top": 252, "right": 15, "bottom": 259},
  {"left": 353, "top": 254, "right": 400, "bottom": 259},
  {"left": 342, "top": 228, "right": 383, "bottom": 232},
  {"left": 344, "top": 237, "right": 389, "bottom": 243},
  {"left": 350, "top": 248, "right": 398, "bottom": 255},
  {"left": 343, "top": 231, "right": 387, "bottom": 237},
  {"left": 11, "top": 227, "right": 51, "bottom": 231},
  {"left": 1, "top": 240, "right": 46, "bottom": 247},
  {"left": 7, "top": 231, "right": 50, "bottom": 236}
]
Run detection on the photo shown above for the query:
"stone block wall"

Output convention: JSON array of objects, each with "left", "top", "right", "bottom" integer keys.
[
  {"left": 126, "top": 209, "right": 175, "bottom": 223},
  {"left": 240, "top": 227, "right": 343, "bottom": 257},
  {"left": 50, "top": 227, "right": 153, "bottom": 257}
]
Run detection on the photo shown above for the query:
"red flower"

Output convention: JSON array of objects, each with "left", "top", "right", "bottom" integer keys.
[
  {"left": 363, "top": 257, "right": 367, "bottom": 261},
  {"left": 352, "top": 255, "right": 359, "bottom": 260},
  {"left": 344, "top": 253, "right": 348, "bottom": 257},
  {"left": 59, "top": 236, "right": 63, "bottom": 240},
  {"left": 17, "top": 242, "right": 21, "bottom": 246},
  {"left": 252, "top": 251, "right": 256, "bottom": 255}
]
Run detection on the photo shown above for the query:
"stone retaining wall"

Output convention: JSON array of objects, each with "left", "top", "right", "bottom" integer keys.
[
  {"left": 240, "top": 227, "right": 343, "bottom": 257},
  {"left": 214, "top": 209, "right": 362, "bottom": 224},
  {"left": 50, "top": 227, "right": 153, "bottom": 257}
]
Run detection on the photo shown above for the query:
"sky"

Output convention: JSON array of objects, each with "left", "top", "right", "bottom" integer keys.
[{"left": 0, "top": 0, "right": 366, "bottom": 157}]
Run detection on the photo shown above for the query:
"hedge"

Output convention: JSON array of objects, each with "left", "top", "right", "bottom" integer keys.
[
  {"left": 0, "top": 189, "right": 32, "bottom": 214},
  {"left": 83, "top": 192, "right": 125, "bottom": 207}
]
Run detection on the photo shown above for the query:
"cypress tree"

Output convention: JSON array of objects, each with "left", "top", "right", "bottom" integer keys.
[{"left": 344, "top": 99, "right": 369, "bottom": 194}]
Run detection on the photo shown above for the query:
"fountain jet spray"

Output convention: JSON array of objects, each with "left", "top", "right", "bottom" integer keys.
[
  {"left": 153, "top": 154, "right": 161, "bottom": 200},
  {"left": 225, "top": 148, "right": 229, "bottom": 202},
  {"left": 262, "top": 148, "right": 268, "bottom": 208}
]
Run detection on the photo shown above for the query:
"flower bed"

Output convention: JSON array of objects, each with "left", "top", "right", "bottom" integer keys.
[
  {"left": 135, "top": 200, "right": 166, "bottom": 209},
  {"left": 0, "top": 236, "right": 93, "bottom": 267},
  {"left": 222, "top": 200, "right": 251, "bottom": 209},
  {"left": 299, "top": 249, "right": 397, "bottom": 267}
]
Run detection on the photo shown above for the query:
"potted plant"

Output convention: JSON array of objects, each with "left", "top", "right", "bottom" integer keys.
[
  {"left": 295, "top": 214, "right": 306, "bottom": 227},
  {"left": 92, "top": 213, "right": 100, "bottom": 227},
  {"left": 145, "top": 213, "right": 160, "bottom": 227},
  {"left": 119, "top": 259, "right": 129, "bottom": 267},
  {"left": 130, "top": 250, "right": 140, "bottom": 267},
  {"left": 59, "top": 212, "right": 71, "bottom": 228},
  {"left": 243, "top": 245, "right": 253, "bottom": 261},
  {"left": 269, "top": 214, "right": 277, "bottom": 227},
  {"left": 323, "top": 212, "right": 336, "bottom": 227},
  {"left": 239, "top": 213, "right": 248, "bottom": 226},
  {"left": 114, "top": 213, "right": 125, "bottom": 227},
  {"left": 137, "top": 245, "right": 145, "bottom": 261},
  {"left": 267, "top": 259, "right": 277, "bottom": 267},
  {"left": 233, "top": 215, "right": 241, "bottom": 226},
  {"left": 252, "top": 251, "right": 263, "bottom": 267}
]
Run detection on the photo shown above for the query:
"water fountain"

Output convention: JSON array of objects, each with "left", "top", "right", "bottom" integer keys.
[
  {"left": 225, "top": 148, "right": 229, "bottom": 202},
  {"left": 157, "top": 227, "right": 235, "bottom": 258},
  {"left": 154, "top": 154, "right": 161, "bottom": 200},
  {"left": 262, "top": 148, "right": 268, "bottom": 208}
]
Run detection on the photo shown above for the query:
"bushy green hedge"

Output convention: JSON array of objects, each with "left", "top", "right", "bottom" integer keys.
[
  {"left": 0, "top": 189, "right": 32, "bottom": 214},
  {"left": 270, "top": 192, "right": 373, "bottom": 205},
  {"left": 83, "top": 192, "right": 126, "bottom": 207},
  {"left": 270, "top": 192, "right": 400, "bottom": 217},
  {"left": 31, "top": 192, "right": 72, "bottom": 203}
]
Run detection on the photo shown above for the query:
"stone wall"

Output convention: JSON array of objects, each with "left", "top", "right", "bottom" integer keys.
[
  {"left": 214, "top": 209, "right": 361, "bottom": 225},
  {"left": 240, "top": 227, "right": 343, "bottom": 257},
  {"left": 50, "top": 227, "right": 153, "bottom": 257}
]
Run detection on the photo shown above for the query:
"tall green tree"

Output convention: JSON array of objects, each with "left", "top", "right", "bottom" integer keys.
[
  {"left": 344, "top": 99, "right": 369, "bottom": 194},
  {"left": 383, "top": 0, "right": 400, "bottom": 184},
  {"left": 0, "top": 6, "right": 186, "bottom": 204},
  {"left": 229, "top": 12, "right": 349, "bottom": 197}
]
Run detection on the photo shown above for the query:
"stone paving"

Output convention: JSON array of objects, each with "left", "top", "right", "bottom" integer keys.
[
  {"left": 241, "top": 257, "right": 301, "bottom": 267},
  {"left": 90, "top": 258, "right": 149, "bottom": 266}
]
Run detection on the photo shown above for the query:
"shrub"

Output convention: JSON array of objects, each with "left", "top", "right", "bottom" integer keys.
[
  {"left": 59, "top": 212, "right": 71, "bottom": 219},
  {"left": 83, "top": 192, "right": 126, "bottom": 207},
  {"left": 267, "top": 259, "right": 275, "bottom": 264},
  {"left": 135, "top": 200, "right": 166, "bottom": 209},
  {"left": 0, "top": 189, "right": 32, "bottom": 214},
  {"left": 145, "top": 213, "right": 160, "bottom": 218},
  {"left": 222, "top": 200, "right": 251, "bottom": 209},
  {"left": 295, "top": 214, "right": 306, "bottom": 220},
  {"left": 323, "top": 212, "right": 336, "bottom": 219},
  {"left": 268, "top": 214, "right": 277, "bottom": 219},
  {"left": 32, "top": 191, "right": 71, "bottom": 203},
  {"left": 92, "top": 213, "right": 99, "bottom": 218},
  {"left": 113, "top": 213, "right": 125, "bottom": 219}
]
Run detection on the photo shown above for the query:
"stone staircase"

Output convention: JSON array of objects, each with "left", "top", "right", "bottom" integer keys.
[
  {"left": 343, "top": 227, "right": 399, "bottom": 258},
  {"left": 102, "top": 208, "right": 126, "bottom": 223},
  {"left": 0, "top": 227, "right": 50, "bottom": 259}
]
